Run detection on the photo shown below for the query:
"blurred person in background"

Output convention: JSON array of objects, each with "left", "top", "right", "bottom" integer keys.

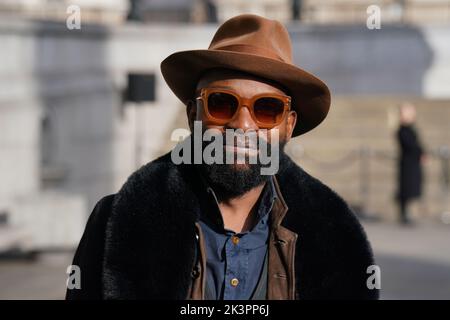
[{"left": 396, "top": 102, "right": 427, "bottom": 225}]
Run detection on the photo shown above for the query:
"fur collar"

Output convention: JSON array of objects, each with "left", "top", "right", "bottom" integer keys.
[{"left": 102, "top": 151, "right": 377, "bottom": 299}]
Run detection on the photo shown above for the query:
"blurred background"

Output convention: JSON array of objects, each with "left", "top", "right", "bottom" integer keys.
[{"left": 0, "top": 0, "right": 449, "bottom": 299}]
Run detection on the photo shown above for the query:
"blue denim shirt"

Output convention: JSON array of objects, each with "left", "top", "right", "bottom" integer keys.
[{"left": 199, "top": 177, "right": 277, "bottom": 300}]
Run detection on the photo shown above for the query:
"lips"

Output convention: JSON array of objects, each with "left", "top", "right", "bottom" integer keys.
[
  {"left": 224, "top": 143, "right": 257, "bottom": 150},
  {"left": 223, "top": 144, "right": 259, "bottom": 157},
  {"left": 223, "top": 138, "right": 258, "bottom": 150}
]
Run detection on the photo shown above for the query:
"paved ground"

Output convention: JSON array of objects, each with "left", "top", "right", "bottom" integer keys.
[
  {"left": 0, "top": 220, "right": 449, "bottom": 300},
  {"left": 0, "top": 252, "right": 72, "bottom": 299},
  {"left": 362, "top": 220, "right": 450, "bottom": 300}
]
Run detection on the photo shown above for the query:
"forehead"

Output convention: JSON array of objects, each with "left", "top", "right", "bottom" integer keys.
[{"left": 196, "top": 68, "right": 288, "bottom": 97}]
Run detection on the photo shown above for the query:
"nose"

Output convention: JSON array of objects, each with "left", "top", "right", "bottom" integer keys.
[{"left": 226, "top": 105, "right": 259, "bottom": 132}]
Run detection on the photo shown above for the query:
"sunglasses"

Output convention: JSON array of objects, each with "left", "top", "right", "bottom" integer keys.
[{"left": 196, "top": 88, "right": 291, "bottom": 129}]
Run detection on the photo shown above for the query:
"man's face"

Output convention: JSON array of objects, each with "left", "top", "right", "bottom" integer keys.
[
  {"left": 185, "top": 68, "right": 297, "bottom": 199},
  {"left": 187, "top": 68, "right": 297, "bottom": 162}
]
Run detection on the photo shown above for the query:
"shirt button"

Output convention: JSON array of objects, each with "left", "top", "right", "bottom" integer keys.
[
  {"left": 230, "top": 278, "right": 239, "bottom": 287},
  {"left": 231, "top": 236, "right": 240, "bottom": 245}
]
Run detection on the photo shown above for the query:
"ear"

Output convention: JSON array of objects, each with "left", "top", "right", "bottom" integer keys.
[
  {"left": 186, "top": 99, "right": 196, "bottom": 132},
  {"left": 285, "top": 110, "right": 297, "bottom": 141}
]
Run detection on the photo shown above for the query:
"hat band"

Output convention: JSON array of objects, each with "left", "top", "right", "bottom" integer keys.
[{"left": 211, "top": 44, "right": 288, "bottom": 63}]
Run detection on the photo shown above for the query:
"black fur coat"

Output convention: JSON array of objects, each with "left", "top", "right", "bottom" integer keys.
[{"left": 66, "top": 151, "right": 379, "bottom": 300}]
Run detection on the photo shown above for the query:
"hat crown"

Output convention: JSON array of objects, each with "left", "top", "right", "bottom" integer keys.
[{"left": 208, "top": 14, "right": 293, "bottom": 64}]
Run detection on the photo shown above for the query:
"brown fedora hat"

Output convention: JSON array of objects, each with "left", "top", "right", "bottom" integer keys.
[{"left": 160, "top": 14, "right": 331, "bottom": 136}]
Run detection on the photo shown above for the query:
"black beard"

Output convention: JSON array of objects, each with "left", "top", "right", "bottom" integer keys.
[{"left": 198, "top": 137, "right": 287, "bottom": 201}]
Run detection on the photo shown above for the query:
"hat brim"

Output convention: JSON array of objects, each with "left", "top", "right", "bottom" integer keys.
[{"left": 160, "top": 49, "right": 331, "bottom": 136}]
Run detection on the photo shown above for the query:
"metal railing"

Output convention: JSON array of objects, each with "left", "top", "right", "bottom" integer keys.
[{"left": 290, "top": 144, "right": 450, "bottom": 223}]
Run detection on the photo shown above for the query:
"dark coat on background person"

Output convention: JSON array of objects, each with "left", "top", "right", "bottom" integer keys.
[
  {"left": 396, "top": 124, "right": 424, "bottom": 202},
  {"left": 66, "top": 151, "right": 379, "bottom": 300}
]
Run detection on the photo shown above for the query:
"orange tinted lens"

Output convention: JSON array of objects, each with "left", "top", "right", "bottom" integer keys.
[
  {"left": 254, "top": 97, "right": 285, "bottom": 125},
  {"left": 207, "top": 92, "right": 238, "bottom": 120}
]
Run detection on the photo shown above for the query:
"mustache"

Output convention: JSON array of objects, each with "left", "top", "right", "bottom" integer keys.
[{"left": 205, "top": 132, "right": 272, "bottom": 150}]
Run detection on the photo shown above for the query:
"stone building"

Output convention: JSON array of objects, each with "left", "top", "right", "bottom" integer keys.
[{"left": 0, "top": 2, "right": 449, "bottom": 252}]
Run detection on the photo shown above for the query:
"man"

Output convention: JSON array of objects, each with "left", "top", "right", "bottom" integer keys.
[{"left": 66, "top": 14, "right": 378, "bottom": 300}]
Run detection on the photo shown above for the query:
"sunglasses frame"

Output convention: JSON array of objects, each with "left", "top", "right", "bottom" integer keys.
[{"left": 196, "top": 88, "right": 292, "bottom": 129}]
